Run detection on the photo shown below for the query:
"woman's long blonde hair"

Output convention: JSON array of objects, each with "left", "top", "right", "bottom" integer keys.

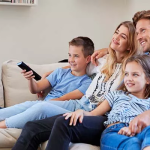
[{"left": 101, "top": 21, "right": 141, "bottom": 81}]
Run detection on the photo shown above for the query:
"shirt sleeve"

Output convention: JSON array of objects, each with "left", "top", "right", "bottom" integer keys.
[
  {"left": 77, "top": 78, "right": 92, "bottom": 94},
  {"left": 46, "top": 68, "right": 61, "bottom": 87},
  {"left": 104, "top": 90, "right": 123, "bottom": 107}
]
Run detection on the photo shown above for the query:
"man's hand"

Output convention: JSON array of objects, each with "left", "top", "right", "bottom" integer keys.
[
  {"left": 118, "top": 127, "right": 133, "bottom": 136},
  {"left": 91, "top": 48, "right": 108, "bottom": 66},
  {"left": 63, "top": 109, "right": 84, "bottom": 126},
  {"left": 129, "top": 110, "right": 150, "bottom": 135}
]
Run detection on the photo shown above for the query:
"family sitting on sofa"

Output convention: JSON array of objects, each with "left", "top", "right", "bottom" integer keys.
[{"left": 1, "top": 10, "right": 150, "bottom": 150}]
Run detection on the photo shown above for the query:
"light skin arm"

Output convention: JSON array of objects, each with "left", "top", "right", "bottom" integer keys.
[
  {"left": 22, "top": 70, "right": 51, "bottom": 94},
  {"left": 37, "top": 66, "right": 70, "bottom": 97},
  {"left": 63, "top": 100, "right": 111, "bottom": 126},
  {"left": 51, "top": 89, "right": 84, "bottom": 101},
  {"left": 118, "top": 110, "right": 150, "bottom": 137},
  {"left": 91, "top": 48, "right": 108, "bottom": 66},
  {"left": 129, "top": 110, "right": 150, "bottom": 135}
]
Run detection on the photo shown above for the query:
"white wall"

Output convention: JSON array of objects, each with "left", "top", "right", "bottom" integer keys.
[
  {"left": 126, "top": 0, "right": 150, "bottom": 21},
  {"left": 0, "top": 0, "right": 128, "bottom": 65},
  {"left": 0, "top": 0, "right": 150, "bottom": 66}
]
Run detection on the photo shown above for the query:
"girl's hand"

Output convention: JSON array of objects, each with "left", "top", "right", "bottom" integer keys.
[
  {"left": 63, "top": 109, "right": 84, "bottom": 126},
  {"left": 118, "top": 127, "right": 134, "bottom": 137}
]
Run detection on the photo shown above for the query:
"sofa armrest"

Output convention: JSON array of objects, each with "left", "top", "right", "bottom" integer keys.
[{"left": 2, "top": 60, "right": 68, "bottom": 107}]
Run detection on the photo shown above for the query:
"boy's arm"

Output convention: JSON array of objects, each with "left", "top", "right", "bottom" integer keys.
[
  {"left": 29, "top": 78, "right": 51, "bottom": 94},
  {"left": 37, "top": 66, "right": 70, "bottom": 97},
  {"left": 51, "top": 89, "right": 83, "bottom": 101},
  {"left": 22, "top": 70, "right": 51, "bottom": 94}
]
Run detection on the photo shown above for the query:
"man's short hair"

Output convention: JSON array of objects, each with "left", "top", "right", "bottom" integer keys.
[
  {"left": 132, "top": 10, "right": 150, "bottom": 27},
  {"left": 69, "top": 36, "right": 94, "bottom": 57}
]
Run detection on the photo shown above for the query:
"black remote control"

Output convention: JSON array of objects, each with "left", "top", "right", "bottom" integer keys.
[{"left": 17, "top": 61, "right": 42, "bottom": 81}]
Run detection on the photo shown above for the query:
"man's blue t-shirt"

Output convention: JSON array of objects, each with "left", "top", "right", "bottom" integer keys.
[{"left": 44, "top": 68, "right": 91, "bottom": 101}]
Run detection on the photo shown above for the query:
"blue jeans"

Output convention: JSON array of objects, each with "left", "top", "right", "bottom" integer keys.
[
  {"left": 101, "top": 123, "right": 150, "bottom": 150},
  {"left": 0, "top": 96, "right": 92, "bottom": 128}
]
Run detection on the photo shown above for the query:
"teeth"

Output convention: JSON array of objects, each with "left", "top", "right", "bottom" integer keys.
[{"left": 141, "top": 41, "right": 145, "bottom": 45}]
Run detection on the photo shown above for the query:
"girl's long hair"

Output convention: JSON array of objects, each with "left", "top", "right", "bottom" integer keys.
[
  {"left": 121, "top": 55, "right": 150, "bottom": 99},
  {"left": 101, "top": 21, "right": 141, "bottom": 82}
]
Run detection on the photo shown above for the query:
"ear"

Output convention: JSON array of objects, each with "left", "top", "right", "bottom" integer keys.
[
  {"left": 127, "top": 47, "right": 130, "bottom": 51},
  {"left": 146, "top": 78, "right": 150, "bottom": 85},
  {"left": 86, "top": 55, "right": 91, "bottom": 64}
]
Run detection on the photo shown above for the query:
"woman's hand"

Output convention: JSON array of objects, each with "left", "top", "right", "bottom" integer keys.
[
  {"left": 63, "top": 109, "right": 84, "bottom": 126},
  {"left": 118, "top": 126, "right": 134, "bottom": 137}
]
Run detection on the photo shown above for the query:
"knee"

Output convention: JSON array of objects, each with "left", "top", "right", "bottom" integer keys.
[
  {"left": 53, "top": 116, "right": 69, "bottom": 129},
  {"left": 33, "top": 102, "right": 49, "bottom": 113},
  {"left": 23, "top": 121, "right": 36, "bottom": 132}
]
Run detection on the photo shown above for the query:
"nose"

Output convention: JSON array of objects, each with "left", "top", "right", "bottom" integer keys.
[
  {"left": 69, "top": 56, "right": 75, "bottom": 62},
  {"left": 114, "top": 34, "right": 120, "bottom": 41},
  {"left": 126, "top": 74, "right": 133, "bottom": 81}
]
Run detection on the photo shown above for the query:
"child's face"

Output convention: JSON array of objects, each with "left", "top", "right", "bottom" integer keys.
[
  {"left": 124, "top": 61, "right": 150, "bottom": 98},
  {"left": 68, "top": 45, "right": 90, "bottom": 73},
  {"left": 110, "top": 25, "right": 129, "bottom": 53}
]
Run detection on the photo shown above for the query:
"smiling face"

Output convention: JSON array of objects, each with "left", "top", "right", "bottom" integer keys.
[
  {"left": 124, "top": 61, "right": 150, "bottom": 98},
  {"left": 68, "top": 45, "right": 90, "bottom": 75},
  {"left": 110, "top": 25, "right": 129, "bottom": 54},
  {"left": 136, "top": 19, "right": 150, "bottom": 52}
]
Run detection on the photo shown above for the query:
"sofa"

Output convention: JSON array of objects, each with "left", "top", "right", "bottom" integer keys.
[{"left": 0, "top": 60, "right": 100, "bottom": 150}]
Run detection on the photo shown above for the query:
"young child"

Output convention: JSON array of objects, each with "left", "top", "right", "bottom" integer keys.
[
  {"left": 63, "top": 54, "right": 150, "bottom": 150},
  {"left": 0, "top": 36, "right": 94, "bottom": 128}
]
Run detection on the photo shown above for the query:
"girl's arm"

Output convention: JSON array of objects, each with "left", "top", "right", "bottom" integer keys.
[{"left": 63, "top": 100, "right": 111, "bottom": 126}]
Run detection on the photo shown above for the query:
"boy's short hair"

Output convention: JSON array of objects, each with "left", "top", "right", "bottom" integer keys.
[
  {"left": 132, "top": 10, "right": 150, "bottom": 27},
  {"left": 69, "top": 36, "right": 94, "bottom": 57}
]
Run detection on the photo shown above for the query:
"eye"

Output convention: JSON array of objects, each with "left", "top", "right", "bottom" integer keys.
[
  {"left": 124, "top": 72, "right": 128, "bottom": 76},
  {"left": 121, "top": 35, "right": 126, "bottom": 39},
  {"left": 68, "top": 54, "right": 71, "bottom": 57},
  {"left": 114, "top": 31, "right": 119, "bottom": 34},
  {"left": 133, "top": 73, "right": 138, "bottom": 77},
  {"left": 74, "top": 54, "right": 79, "bottom": 57},
  {"left": 142, "top": 29, "right": 146, "bottom": 33}
]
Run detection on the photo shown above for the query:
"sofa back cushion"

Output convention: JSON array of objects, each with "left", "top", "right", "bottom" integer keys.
[{"left": 2, "top": 60, "right": 68, "bottom": 107}]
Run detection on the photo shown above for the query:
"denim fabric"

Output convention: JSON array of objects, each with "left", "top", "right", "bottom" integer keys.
[
  {"left": 101, "top": 123, "right": 150, "bottom": 150},
  {"left": 0, "top": 96, "right": 92, "bottom": 128}
]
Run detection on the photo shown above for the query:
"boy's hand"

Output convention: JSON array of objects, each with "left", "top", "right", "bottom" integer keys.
[
  {"left": 118, "top": 127, "right": 134, "bottom": 137},
  {"left": 63, "top": 109, "right": 84, "bottom": 126},
  {"left": 37, "top": 91, "right": 44, "bottom": 98},
  {"left": 21, "top": 70, "right": 35, "bottom": 80},
  {"left": 91, "top": 48, "right": 108, "bottom": 66}
]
